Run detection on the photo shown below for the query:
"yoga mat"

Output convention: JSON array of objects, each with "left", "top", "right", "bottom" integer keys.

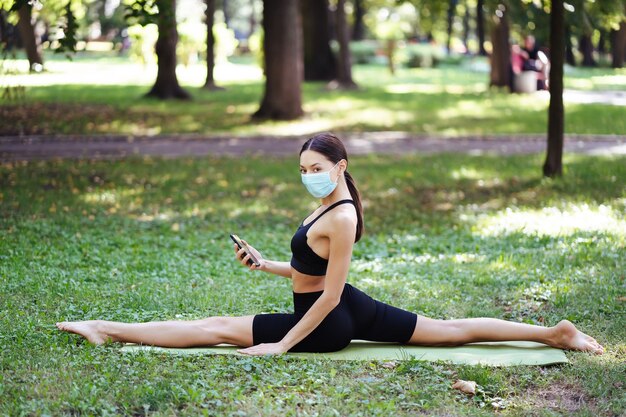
[{"left": 121, "top": 340, "right": 568, "bottom": 366}]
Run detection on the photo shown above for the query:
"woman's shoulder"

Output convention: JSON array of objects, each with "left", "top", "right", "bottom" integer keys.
[{"left": 325, "top": 205, "right": 358, "bottom": 233}]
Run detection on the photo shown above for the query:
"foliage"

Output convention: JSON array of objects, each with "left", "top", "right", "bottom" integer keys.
[
  {"left": 54, "top": 2, "right": 78, "bottom": 57},
  {"left": 1, "top": 152, "right": 624, "bottom": 416},
  {"left": 346, "top": 39, "right": 380, "bottom": 64},
  {"left": 403, "top": 42, "right": 446, "bottom": 68},
  {"left": 123, "top": 0, "right": 159, "bottom": 27},
  {"left": 126, "top": 23, "right": 158, "bottom": 65},
  {"left": 247, "top": 28, "right": 264, "bottom": 70}
]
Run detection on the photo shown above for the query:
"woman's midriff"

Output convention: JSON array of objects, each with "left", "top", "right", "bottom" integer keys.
[{"left": 291, "top": 268, "right": 326, "bottom": 293}]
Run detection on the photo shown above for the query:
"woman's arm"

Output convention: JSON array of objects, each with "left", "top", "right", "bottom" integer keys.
[
  {"left": 238, "top": 214, "right": 356, "bottom": 355},
  {"left": 234, "top": 243, "right": 292, "bottom": 279},
  {"left": 259, "top": 260, "right": 292, "bottom": 278}
]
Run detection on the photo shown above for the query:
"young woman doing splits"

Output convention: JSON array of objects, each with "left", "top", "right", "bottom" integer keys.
[{"left": 57, "top": 133, "right": 604, "bottom": 356}]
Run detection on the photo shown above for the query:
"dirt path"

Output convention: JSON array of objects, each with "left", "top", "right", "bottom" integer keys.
[{"left": 1, "top": 132, "right": 624, "bottom": 162}]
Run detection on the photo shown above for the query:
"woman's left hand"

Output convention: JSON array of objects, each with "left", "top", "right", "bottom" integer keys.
[{"left": 237, "top": 342, "right": 288, "bottom": 356}]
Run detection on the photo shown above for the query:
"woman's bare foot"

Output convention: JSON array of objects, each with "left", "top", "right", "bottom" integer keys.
[
  {"left": 56, "top": 320, "right": 111, "bottom": 345},
  {"left": 548, "top": 320, "right": 604, "bottom": 354}
]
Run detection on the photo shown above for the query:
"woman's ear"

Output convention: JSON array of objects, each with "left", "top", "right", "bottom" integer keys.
[{"left": 339, "top": 159, "right": 348, "bottom": 174}]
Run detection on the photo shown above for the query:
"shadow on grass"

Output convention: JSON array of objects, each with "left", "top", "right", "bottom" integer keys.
[{"left": 2, "top": 79, "right": 625, "bottom": 136}]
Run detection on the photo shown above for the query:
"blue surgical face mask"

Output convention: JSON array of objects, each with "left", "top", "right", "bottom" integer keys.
[{"left": 301, "top": 161, "right": 340, "bottom": 198}]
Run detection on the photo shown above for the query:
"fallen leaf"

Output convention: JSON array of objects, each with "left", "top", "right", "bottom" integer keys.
[{"left": 452, "top": 379, "right": 476, "bottom": 395}]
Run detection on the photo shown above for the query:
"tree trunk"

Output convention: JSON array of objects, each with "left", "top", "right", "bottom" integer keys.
[
  {"left": 489, "top": 5, "right": 510, "bottom": 90},
  {"left": 476, "top": 0, "right": 487, "bottom": 56},
  {"left": 253, "top": 0, "right": 303, "bottom": 120},
  {"left": 598, "top": 30, "right": 606, "bottom": 55},
  {"left": 352, "top": 0, "right": 365, "bottom": 41},
  {"left": 248, "top": 0, "right": 256, "bottom": 38},
  {"left": 565, "top": 23, "right": 576, "bottom": 66},
  {"left": 386, "top": 39, "right": 396, "bottom": 75},
  {"left": 544, "top": 0, "right": 565, "bottom": 178},
  {"left": 579, "top": 33, "right": 595, "bottom": 66},
  {"left": 462, "top": 0, "right": 470, "bottom": 53},
  {"left": 301, "top": 0, "right": 336, "bottom": 81},
  {"left": 0, "top": 10, "right": 8, "bottom": 45},
  {"left": 146, "top": 0, "right": 190, "bottom": 99},
  {"left": 204, "top": 0, "right": 223, "bottom": 90},
  {"left": 446, "top": 0, "right": 458, "bottom": 54},
  {"left": 332, "top": 0, "right": 357, "bottom": 89},
  {"left": 16, "top": 4, "right": 43, "bottom": 71},
  {"left": 611, "top": 21, "right": 626, "bottom": 68}
]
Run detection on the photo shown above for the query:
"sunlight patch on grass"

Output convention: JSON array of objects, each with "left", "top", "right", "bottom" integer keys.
[
  {"left": 2, "top": 58, "right": 262, "bottom": 88},
  {"left": 3, "top": 60, "right": 158, "bottom": 87},
  {"left": 566, "top": 78, "right": 595, "bottom": 90},
  {"left": 81, "top": 190, "right": 119, "bottom": 205},
  {"left": 352, "top": 252, "right": 485, "bottom": 272},
  {"left": 437, "top": 100, "right": 496, "bottom": 120},
  {"left": 344, "top": 107, "right": 415, "bottom": 128},
  {"left": 589, "top": 73, "right": 626, "bottom": 88},
  {"left": 225, "top": 201, "right": 272, "bottom": 218},
  {"left": 385, "top": 82, "right": 486, "bottom": 96},
  {"left": 244, "top": 117, "right": 336, "bottom": 136},
  {"left": 450, "top": 167, "right": 491, "bottom": 180},
  {"left": 469, "top": 204, "right": 626, "bottom": 237},
  {"left": 386, "top": 83, "right": 446, "bottom": 94}
]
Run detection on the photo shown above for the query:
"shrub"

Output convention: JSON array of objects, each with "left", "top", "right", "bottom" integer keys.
[
  {"left": 404, "top": 42, "right": 445, "bottom": 68},
  {"left": 348, "top": 40, "right": 381, "bottom": 65}
]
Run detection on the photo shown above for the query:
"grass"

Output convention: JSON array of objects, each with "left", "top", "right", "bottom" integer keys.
[
  {"left": 1, "top": 151, "right": 625, "bottom": 416},
  {"left": 1, "top": 52, "right": 625, "bottom": 136}
]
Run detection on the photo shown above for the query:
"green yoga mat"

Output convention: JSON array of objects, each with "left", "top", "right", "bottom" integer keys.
[{"left": 121, "top": 340, "right": 568, "bottom": 366}]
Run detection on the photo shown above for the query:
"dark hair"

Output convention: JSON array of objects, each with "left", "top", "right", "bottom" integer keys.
[{"left": 300, "top": 132, "right": 364, "bottom": 242}]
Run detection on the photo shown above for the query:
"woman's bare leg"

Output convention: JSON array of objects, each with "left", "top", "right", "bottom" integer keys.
[
  {"left": 408, "top": 316, "right": 604, "bottom": 354},
  {"left": 56, "top": 316, "right": 255, "bottom": 348}
]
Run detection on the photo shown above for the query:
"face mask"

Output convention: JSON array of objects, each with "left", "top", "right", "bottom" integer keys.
[{"left": 301, "top": 161, "right": 340, "bottom": 198}]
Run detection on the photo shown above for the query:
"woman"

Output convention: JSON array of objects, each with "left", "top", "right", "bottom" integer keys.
[{"left": 57, "top": 133, "right": 604, "bottom": 356}]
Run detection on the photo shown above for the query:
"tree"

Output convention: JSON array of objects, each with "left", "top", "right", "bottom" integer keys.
[
  {"left": 301, "top": 0, "right": 336, "bottom": 81},
  {"left": 143, "top": 0, "right": 189, "bottom": 99},
  {"left": 352, "top": 0, "right": 365, "bottom": 40},
  {"left": 585, "top": 0, "right": 626, "bottom": 68},
  {"left": 445, "top": 0, "right": 458, "bottom": 54},
  {"left": 6, "top": 0, "right": 81, "bottom": 69},
  {"left": 489, "top": 3, "right": 510, "bottom": 89},
  {"left": 462, "top": 0, "right": 470, "bottom": 53},
  {"left": 15, "top": 1, "right": 43, "bottom": 71},
  {"left": 579, "top": 32, "right": 595, "bottom": 66},
  {"left": 331, "top": 0, "right": 357, "bottom": 89},
  {"left": 203, "top": 0, "right": 223, "bottom": 90},
  {"left": 564, "top": 22, "right": 576, "bottom": 65},
  {"left": 253, "top": 0, "right": 303, "bottom": 120},
  {"left": 567, "top": 0, "right": 595, "bottom": 67},
  {"left": 544, "top": 0, "right": 565, "bottom": 178},
  {"left": 612, "top": 21, "right": 626, "bottom": 67},
  {"left": 476, "top": 0, "right": 487, "bottom": 55}
]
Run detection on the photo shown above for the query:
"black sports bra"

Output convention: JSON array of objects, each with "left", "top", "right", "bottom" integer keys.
[{"left": 290, "top": 199, "right": 355, "bottom": 276}]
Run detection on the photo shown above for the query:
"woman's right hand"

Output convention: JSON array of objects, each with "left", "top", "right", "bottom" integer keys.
[{"left": 234, "top": 240, "right": 265, "bottom": 271}]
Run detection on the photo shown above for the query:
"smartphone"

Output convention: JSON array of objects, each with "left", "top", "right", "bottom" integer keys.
[{"left": 230, "top": 234, "right": 261, "bottom": 267}]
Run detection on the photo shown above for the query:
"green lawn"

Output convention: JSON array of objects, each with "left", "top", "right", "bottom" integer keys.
[
  {"left": 1, "top": 52, "right": 625, "bottom": 136},
  {"left": 1, "top": 152, "right": 624, "bottom": 416}
]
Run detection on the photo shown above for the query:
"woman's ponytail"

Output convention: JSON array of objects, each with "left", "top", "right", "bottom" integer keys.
[{"left": 344, "top": 171, "right": 364, "bottom": 242}]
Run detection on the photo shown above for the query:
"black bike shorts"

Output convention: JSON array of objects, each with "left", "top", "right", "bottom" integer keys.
[{"left": 252, "top": 283, "right": 418, "bottom": 352}]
